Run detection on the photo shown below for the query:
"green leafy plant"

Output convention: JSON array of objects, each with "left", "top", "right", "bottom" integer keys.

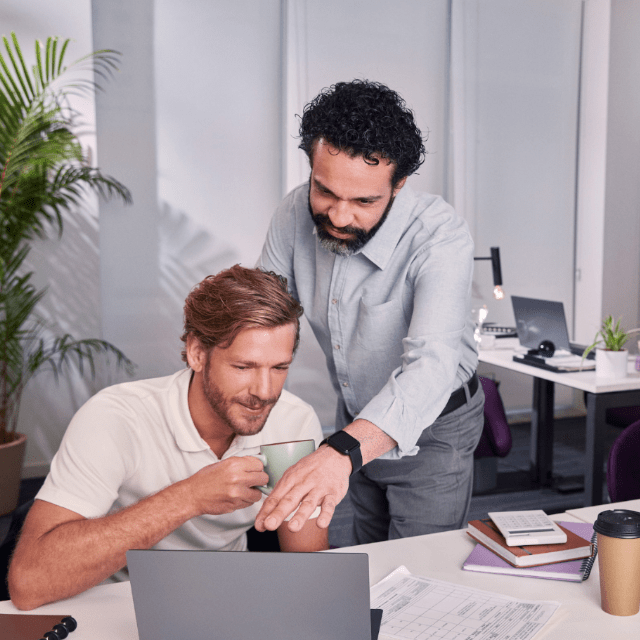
[
  {"left": 0, "top": 33, "right": 134, "bottom": 445},
  {"left": 582, "top": 315, "right": 640, "bottom": 361}
]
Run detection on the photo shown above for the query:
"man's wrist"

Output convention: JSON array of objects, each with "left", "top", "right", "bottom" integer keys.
[{"left": 320, "top": 430, "right": 363, "bottom": 475}]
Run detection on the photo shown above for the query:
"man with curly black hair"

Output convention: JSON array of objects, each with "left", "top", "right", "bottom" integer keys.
[{"left": 256, "top": 80, "right": 484, "bottom": 544}]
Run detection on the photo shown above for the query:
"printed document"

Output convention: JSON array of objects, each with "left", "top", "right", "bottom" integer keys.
[{"left": 371, "top": 566, "right": 559, "bottom": 640}]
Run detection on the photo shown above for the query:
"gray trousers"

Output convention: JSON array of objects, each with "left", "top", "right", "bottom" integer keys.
[{"left": 349, "top": 384, "right": 485, "bottom": 543}]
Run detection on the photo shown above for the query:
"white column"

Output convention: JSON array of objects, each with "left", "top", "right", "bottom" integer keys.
[{"left": 92, "top": 0, "right": 176, "bottom": 378}]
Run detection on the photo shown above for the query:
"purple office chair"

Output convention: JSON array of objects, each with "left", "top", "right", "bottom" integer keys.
[
  {"left": 606, "top": 419, "right": 640, "bottom": 503},
  {"left": 473, "top": 377, "right": 513, "bottom": 493},
  {"left": 582, "top": 390, "right": 640, "bottom": 429},
  {"left": 606, "top": 406, "right": 640, "bottom": 429}
]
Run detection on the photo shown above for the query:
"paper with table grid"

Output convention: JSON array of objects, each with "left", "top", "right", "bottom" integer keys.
[{"left": 371, "top": 566, "right": 559, "bottom": 640}]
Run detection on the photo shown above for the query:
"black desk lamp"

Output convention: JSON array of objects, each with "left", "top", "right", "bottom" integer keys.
[{"left": 474, "top": 247, "right": 504, "bottom": 300}]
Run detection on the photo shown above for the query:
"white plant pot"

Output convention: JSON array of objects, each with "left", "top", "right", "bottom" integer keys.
[{"left": 595, "top": 349, "right": 629, "bottom": 379}]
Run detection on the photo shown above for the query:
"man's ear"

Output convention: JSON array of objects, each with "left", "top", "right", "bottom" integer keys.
[
  {"left": 392, "top": 176, "right": 407, "bottom": 197},
  {"left": 186, "top": 336, "right": 208, "bottom": 373}
]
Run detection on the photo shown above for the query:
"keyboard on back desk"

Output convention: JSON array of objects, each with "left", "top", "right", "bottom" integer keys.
[
  {"left": 569, "top": 343, "right": 595, "bottom": 360},
  {"left": 482, "top": 325, "right": 518, "bottom": 338}
]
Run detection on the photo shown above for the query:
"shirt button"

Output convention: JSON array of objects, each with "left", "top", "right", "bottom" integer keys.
[
  {"left": 331, "top": 299, "right": 338, "bottom": 304},
  {"left": 342, "top": 382, "right": 349, "bottom": 387},
  {"left": 335, "top": 344, "right": 340, "bottom": 350}
]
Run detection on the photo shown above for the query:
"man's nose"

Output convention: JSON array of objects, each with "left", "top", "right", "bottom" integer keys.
[
  {"left": 249, "top": 369, "right": 273, "bottom": 400},
  {"left": 327, "top": 199, "right": 355, "bottom": 229}
]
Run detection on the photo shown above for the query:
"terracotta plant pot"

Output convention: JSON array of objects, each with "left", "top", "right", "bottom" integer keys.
[{"left": 0, "top": 432, "right": 27, "bottom": 516}]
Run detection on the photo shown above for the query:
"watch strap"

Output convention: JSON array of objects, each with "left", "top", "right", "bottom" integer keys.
[{"left": 320, "top": 430, "right": 363, "bottom": 475}]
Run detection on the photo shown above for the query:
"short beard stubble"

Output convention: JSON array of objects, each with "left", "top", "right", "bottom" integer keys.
[{"left": 202, "top": 358, "right": 279, "bottom": 437}]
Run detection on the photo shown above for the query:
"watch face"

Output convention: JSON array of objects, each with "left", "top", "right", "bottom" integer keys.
[{"left": 330, "top": 430, "right": 359, "bottom": 453}]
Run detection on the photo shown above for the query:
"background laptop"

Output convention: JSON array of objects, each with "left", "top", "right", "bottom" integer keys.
[
  {"left": 511, "top": 295, "right": 593, "bottom": 358},
  {"left": 127, "top": 549, "right": 375, "bottom": 640}
]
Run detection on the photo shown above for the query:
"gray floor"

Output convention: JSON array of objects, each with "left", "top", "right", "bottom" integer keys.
[{"left": 328, "top": 416, "right": 620, "bottom": 548}]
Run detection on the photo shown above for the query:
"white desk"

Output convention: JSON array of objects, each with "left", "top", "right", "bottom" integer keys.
[
  {"left": 478, "top": 339, "right": 640, "bottom": 505},
  {"left": 566, "top": 499, "right": 640, "bottom": 525},
  {"left": 1, "top": 509, "right": 638, "bottom": 639}
]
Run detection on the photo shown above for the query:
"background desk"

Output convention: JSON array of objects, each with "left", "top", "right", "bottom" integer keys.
[
  {"left": 478, "top": 340, "right": 640, "bottom": 505},
  {"left": 2, "top": 509, "right": 639, "bottom": 639}
]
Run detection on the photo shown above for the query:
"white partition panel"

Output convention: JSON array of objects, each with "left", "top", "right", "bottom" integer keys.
[{"left": 452, "top": 0, "right": 583, "bottom": 415}]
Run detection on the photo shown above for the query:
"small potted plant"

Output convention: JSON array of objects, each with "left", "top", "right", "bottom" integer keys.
[
  {"left": 582, "top": 316, "right": 640, "bottom": 379},
  {"left": 0, "top": 33, "right": 134, "bottom": 515}
]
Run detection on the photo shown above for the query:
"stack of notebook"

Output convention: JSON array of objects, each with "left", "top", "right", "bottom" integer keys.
[{"left": 463, "top": 519, "right": 597, "bottom": 582}]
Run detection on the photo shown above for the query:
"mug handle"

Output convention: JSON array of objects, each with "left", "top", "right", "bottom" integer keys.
[{"left": 251, "top": 454, "right": 270, "bottom": 494}]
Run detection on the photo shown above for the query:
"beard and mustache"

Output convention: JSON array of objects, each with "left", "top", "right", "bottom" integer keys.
[{"left": 308, "top": 189, "right": 395, "bottom": 257}]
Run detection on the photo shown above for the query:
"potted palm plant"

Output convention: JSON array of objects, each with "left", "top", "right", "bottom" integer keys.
[
  {"left": 0, "top": 33, "right": 134, "bottom": 515},
  {"left": 582, "top": 316, "right": 640, "bottom": 379}
]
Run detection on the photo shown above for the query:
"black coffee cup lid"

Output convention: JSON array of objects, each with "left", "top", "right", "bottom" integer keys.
[{"left": 593, "top": 509, "right": 640, "bottom": 539}]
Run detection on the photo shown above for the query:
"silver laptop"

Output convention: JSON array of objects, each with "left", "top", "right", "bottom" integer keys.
[
  {"left": 511, "top": 295, "right": 571, "bottom": 350},
  {"left": 511, "top": 295, "right": 590, "bottom": 357},
  {"left": 127, "top": 549, "right": 373, "bottom": 640}
]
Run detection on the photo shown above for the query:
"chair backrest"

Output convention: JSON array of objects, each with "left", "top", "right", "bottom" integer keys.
[
  {"left": 606, "top": 405, "right": 640, "bottom": 429},
  {"left": 607, "top": 419, "right": 640, "bottom": 503},
  {"left": 475, "top": 377, "right": 512, "bottom": 459}
]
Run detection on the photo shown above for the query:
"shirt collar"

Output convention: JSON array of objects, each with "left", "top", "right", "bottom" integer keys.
[
  {"left": 172, "top": 369, "right": 210, "bottom": 452},
  {"left": 358, "top": 185, "right": 414, "bottom": 270}
]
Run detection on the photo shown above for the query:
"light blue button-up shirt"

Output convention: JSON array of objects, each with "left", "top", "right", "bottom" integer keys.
[{"left": 259, "top": 183, "right": 478, "bottom": 458}]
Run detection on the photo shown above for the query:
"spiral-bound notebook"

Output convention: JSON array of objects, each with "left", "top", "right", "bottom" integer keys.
[{"left": 463, "top": 521, "right": 597, "bottom": 582}]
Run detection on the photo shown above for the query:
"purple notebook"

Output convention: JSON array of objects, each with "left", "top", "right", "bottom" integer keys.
[{"left": 463, "top": 521, "right": 596, "bottom": 582}]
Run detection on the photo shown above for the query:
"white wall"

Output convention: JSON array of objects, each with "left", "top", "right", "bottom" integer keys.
[
  {"left": 574, "top": 0, "right": 640, "bottom": 345},
  {"left": 454, "top": 0, "right": 584, "bottom": 416},
  {"left": 601, "top": 0, "right": 640, "bottom": 337}
]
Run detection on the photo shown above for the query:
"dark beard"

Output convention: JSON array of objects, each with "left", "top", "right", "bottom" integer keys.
[{"left": 308, "top": 190, "right": 395, "bottom": 256}]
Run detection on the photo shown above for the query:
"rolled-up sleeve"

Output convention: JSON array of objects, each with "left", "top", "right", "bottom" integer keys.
[{"left": 356, "top": 217, "right": 475, "bottom": 457}]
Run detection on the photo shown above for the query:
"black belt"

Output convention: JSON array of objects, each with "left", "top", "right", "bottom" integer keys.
[{"left": 439, "top": 372, "right": 479, "bottom": 418}]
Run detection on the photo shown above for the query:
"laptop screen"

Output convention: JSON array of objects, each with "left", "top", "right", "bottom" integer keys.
[
  {"left": 511, "top": 296, "right": 571, "bottom": 350},
  {"left": 127, "top": 549, "right": 372, "bottom": 640}
]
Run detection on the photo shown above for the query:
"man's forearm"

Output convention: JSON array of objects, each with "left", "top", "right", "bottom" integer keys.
[
  {"left": 344, "top": 418, "right": 397, "bottom": 464},
  {"left": 9, "top": 479, "right": 199, "bottom": 610}
]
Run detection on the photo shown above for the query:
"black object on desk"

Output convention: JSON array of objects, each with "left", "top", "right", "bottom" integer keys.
[
  {"left": 0, "top": 614, "right": 77, "bottom": 639},
  {"left": 370, "top": 609, "right": 383, "bottom": 640}
]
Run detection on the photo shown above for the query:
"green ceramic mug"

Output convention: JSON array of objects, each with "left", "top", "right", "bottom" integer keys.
[{"left": 256, "top": 439, "right": 316, "bottom": 495}]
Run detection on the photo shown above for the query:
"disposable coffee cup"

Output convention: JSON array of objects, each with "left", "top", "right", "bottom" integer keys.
[{"left": 593, "top": 509, "right": 640, "bottom": 616}]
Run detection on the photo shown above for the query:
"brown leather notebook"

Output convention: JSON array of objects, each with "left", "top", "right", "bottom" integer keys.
[
  {"left": 0, "top": 613, "right": 76, "bottom": 639},
  {"left": 467, "top": 519, "right": 594, "bottom": 567}
]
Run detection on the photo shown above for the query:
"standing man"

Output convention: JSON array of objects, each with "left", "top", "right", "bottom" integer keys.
[
  {"left": 9, "top": 266, "right": 326, "bottom": 611},
  {"left": 256, "top": 80, "right": 484, "bottom": 543}
]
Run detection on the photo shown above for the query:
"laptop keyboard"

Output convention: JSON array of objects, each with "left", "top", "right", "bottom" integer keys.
[{"left": 569, "top": 343, "right": 595, "bottom": 360}]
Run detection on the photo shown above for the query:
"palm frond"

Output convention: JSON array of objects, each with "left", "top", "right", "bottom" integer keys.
[{"left": 0, "top": 32, "right": 134, "bottom": 438}]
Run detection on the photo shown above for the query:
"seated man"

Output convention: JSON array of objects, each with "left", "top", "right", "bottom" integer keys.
[{"left": 9, "top": 266, "right": 327, "bottom": 610}]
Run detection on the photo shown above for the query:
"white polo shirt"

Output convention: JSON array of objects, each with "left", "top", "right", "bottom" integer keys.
[{"left": 37, "top": 369, "right": 323, "bottom": 553}]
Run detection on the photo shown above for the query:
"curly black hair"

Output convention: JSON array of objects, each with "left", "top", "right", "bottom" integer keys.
[{"left": 298, "top": 80, "right": 426, "bottom": 186}]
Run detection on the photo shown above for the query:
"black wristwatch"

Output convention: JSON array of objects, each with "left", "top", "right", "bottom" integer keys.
[{"left": 320, "top": 430, "right": 363, "bottom": 475}]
